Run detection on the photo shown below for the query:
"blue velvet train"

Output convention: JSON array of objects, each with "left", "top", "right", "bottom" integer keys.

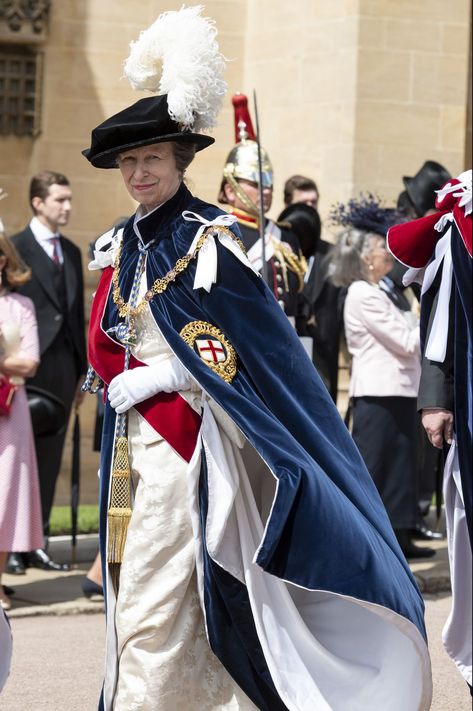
[{"left": 96, "top": 184, "right": 428, "bottom": 710}]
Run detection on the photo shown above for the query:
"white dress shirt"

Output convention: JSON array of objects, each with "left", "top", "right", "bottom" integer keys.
[{"left": 29, "top": 216, "right": 64, "bottom": 265}]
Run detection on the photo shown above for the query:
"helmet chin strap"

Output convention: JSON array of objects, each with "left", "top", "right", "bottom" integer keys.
[{"left": 225, "top": 174, "right": 261, "bottom": 218}]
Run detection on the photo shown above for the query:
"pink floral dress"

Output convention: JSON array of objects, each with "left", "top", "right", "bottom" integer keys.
[{"left": 0, "top": 291, "right": 43, "bottom": 551}]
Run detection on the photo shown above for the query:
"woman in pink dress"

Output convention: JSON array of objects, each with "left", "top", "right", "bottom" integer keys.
[{"left": 0, "top": 233, "right": 43, "bottom": 610}]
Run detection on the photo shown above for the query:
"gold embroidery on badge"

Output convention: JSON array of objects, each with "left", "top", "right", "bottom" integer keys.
[{"left": 180, "top": 321, "right": 237, "bottom": 383}]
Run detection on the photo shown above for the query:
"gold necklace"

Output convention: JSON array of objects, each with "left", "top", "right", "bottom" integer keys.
[{"left": 112, "top": 225, "right": 242, "bottom": 319}]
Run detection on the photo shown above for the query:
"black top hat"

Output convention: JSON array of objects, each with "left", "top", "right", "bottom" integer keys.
[
  {"left": 403, "top": 160, "right": 451, "bottom": 217},
  {"left": 278, "top": 202, "right": 321, "bottom": 258},
  {"left": 83, "top": 95, "right": 214, "bottom": 169},
  {"left": 26, "top": 385, "right": 67, "bottom": 437}
]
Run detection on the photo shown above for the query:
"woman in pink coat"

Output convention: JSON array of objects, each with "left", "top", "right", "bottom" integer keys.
[{"left": 0, "top": 233, "right": 43, "bottom": 610}]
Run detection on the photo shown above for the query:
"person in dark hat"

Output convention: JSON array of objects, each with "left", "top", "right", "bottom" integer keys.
[
  {"left": 277, "top": 200, "right": 339, "bottom": 392},
  {"left": 401, "top": 160, "right": 451, "bottom": 219},
  {"left": 279, "top": 189, "right": 344, "bottom": 401},
  {"left": 388, "top": 169, "right": 472, "bottom": 691},
  {"left": 397, "top": 161, "right": 453, "bottom": 539},
  {"left": 82, "top": 8, "right": 432, "bottom": 710},
  {"left": 218, "top": 94, "right": 306, "bottom": 320},
  {"left": 277, "top": 202, "right": 321, "bottom": 261}
]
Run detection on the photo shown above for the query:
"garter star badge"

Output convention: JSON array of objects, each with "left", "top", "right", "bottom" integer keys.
[{"left": 180, "top": 321, "right": 237, "bottom": 383}]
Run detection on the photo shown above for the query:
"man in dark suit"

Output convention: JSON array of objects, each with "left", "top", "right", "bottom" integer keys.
[{"left": 9, "top": 171, "right": 87, "bottom": 572}]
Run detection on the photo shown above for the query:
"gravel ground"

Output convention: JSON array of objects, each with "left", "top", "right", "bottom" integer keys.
[
  {"left": 0, "top": 594, "right": 470, "bottom": 710},
  {"left": 1, "top": 614, "right": 105, "bottom": 711}
]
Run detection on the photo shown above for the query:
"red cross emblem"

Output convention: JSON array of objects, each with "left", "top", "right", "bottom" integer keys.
[
  {"left": 181, "top": 321, "right": 237, "bottom": 383},
  {"left": 196, "top": 338, "right": 226, "bottom": 364}
]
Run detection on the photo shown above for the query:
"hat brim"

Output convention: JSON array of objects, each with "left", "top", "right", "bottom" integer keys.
[
  {"left": 278, "top": 202, "right": 319, "bottom": 223},
  {"left": 402, "top": 176, "right": 416, "bottom": 205},
  {"left": 82, "top": 132, "right": 214, "bottom": 169}
]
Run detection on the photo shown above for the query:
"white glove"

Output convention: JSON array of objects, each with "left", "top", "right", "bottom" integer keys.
[{"left": 108, "top": 358, "right": 192, "bottom": 414}]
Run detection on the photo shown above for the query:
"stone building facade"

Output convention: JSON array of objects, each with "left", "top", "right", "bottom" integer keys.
[
  {"left": 0, "top": 0, "right": 471, "bottom": 262},
  {"left": 1, "top": 0, "right": 469, "bottom": 504}
]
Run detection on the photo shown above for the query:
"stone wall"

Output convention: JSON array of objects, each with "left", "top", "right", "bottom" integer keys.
[
  {"left": 0, "top": 3, "right": 239, "bottom": 285},
  {"left": 0, "top": 0, "right": 470, "bottom": 257},
  {"left": 353, "top": 0, "right": 471, "bottom": 199},
  {"left": 242, "top": 0, "right": 360, "bottom": 228},
  {"left": 2, "top": 0, "right": 468, "bottom": 503}
]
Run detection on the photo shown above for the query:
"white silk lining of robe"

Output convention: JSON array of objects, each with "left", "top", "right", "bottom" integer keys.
[
  {"left": 442, "top": 438, "right": 472, "bottom": 685},
  {"left": 101, "top": 283, "right": 257, "bottom": 710},
  {"left": 186, "top": 401, "right": 433, "bottom": 711},
  {"left": 100, "top": 271, "right": 432, "bottom": 710}
]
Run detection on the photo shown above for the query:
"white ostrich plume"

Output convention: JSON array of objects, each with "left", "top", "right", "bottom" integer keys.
[{"left": 124, "top": 5, "right": 227, "bottom": 132}]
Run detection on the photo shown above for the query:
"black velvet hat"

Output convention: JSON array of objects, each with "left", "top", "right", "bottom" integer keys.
[
  {"left": 83, "top": 95, "right": 215, "bottom": 169},
  {"left": 403, "top": 160, "right": 451, "bottom": 217},
  {"left": 26, "top": 386, "right": 67, "bottom": 437},
  {"left": 278, "top": 202, "right": 321, "bottom": 258}
]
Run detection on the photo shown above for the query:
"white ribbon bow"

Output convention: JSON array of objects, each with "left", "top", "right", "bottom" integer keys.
[
  {"left": 88, "top": 227, "right": 124, "bottom": 271},
  {"left": 421, "top": 226, "right": 454, "bottom": 363},
  {"left": 436, "top": 169, "right": 472, "bottom": 217},
  {"left": 402, "top": 266, "right": 425, "bottom": 288},
  {"left": 183, "top": 211, "right": 259, "bottom": 292}
]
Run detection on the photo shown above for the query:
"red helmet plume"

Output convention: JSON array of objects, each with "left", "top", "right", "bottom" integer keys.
[{"left": 232, "top": 93, "right": 256, "bottom": 142}]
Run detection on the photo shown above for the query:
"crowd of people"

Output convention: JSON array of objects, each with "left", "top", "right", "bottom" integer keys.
[
  {"left": 0, "top": 6, "right": 471, "bottom": 710},
  {"left": 0, "top": 170, "right": 87, "bottom": 612}
]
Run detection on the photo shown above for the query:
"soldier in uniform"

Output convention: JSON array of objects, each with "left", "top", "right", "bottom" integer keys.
[{"left": 218, "top": 94, "right": 306, "bottom": 320}]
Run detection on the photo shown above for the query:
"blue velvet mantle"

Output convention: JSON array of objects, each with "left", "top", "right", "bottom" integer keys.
[{"left": 97, "top": 184, "right": 427, "bottom": 710}]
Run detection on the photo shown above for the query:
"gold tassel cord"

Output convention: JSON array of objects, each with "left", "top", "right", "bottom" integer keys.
[
  {"left": 107, "top": 436, "right": 132, "bottom": 593},
  {"left": 276, "top": 242, "right": 308, "bottom": 293},
  {"left": 106, "top": 226, "right": 248, "bottom": 594}
]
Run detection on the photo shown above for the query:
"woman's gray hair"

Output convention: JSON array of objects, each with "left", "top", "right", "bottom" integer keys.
[
  {"left": 172, "top": 141, "right": 197, "bottom": 176},
  {"left": 327, "top": 228, "right": 380, "bottom": 288}
]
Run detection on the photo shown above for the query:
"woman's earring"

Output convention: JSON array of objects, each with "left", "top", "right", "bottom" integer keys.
[{"left": 368, "top": 264, "right": 374, "bottom": 271}]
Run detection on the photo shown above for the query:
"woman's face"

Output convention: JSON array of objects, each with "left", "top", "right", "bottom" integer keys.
[
  {"left": 363, "top": 236, "right": 393, "bottom": 283},
  {"left": 117, "top": 142, "right": 181, "bottom": 212}
]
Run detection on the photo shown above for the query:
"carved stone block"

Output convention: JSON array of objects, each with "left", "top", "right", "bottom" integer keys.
[{"left": 0, "top": 0, "right": 51, "bottom": 43}]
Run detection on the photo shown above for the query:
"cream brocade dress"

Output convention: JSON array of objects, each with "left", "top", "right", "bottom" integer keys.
[{"left": 112, "top": 296, "right": 257, "bottom": 711}]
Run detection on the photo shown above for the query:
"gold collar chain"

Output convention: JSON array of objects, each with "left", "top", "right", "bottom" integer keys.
[
  {"left": 273, "top": 241, "right": 308, "bottom": 293},
  {"left": 112, "top": 225, "right": 240, "bottom": 319}
]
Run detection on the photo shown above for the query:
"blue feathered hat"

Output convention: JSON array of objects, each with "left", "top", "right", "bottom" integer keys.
[{"left": 330, "top": 193, "right": 404, "bottom": 236}]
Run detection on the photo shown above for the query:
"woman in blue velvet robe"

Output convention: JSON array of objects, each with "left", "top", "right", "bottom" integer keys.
[{"left": 82, "top": 71, "right": 432, "bottom": 711}]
